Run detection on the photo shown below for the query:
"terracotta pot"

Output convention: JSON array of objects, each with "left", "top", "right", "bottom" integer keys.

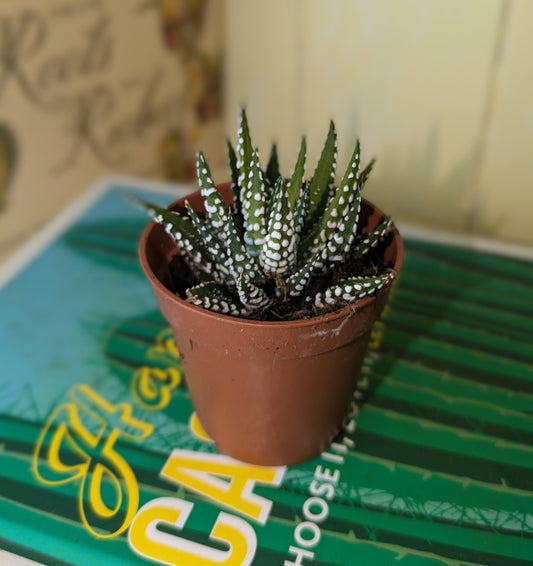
[{"left": 139, "top": 183, "right": 403, "bottom": 466}]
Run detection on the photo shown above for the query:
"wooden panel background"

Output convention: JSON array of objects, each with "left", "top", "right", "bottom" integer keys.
[{"left": 225, "top": 0, "right": 532, "bottom": 246}]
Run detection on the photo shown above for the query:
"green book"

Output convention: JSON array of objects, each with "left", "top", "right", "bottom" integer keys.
[{"left": 1, "top": 178, "right": 532, "bottom": 566}]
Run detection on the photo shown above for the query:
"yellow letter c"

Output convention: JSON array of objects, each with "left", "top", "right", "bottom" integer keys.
[{"left": 128, "top": 497, "right": 256, "bottom": 566}]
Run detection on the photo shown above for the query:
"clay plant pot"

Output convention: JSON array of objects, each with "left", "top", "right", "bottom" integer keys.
[{"left": 139, "top": 183, "right": 403, "bottom": 466}]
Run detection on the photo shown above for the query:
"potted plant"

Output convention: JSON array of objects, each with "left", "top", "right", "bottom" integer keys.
[{"left": 136, "top": 109, "right": 403, "bottom": 466}]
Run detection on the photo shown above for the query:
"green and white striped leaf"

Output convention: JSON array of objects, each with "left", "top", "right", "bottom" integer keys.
[
  {"left": 197, "top": 151, "right": 229, "bottom": 232},
  {"left": 358, "top": 158, "right": 375, "bottom": 189},
  {"left": 302, "top": 120, "right": 337, "bottom": 232},
  {"left": 285, "top": 251, "right": 321, "bottom": 297},
  {"left": 315, "top": 194, "right": 361, "bottom": 272},
  {"left": 186, "top": 282, "right": 247, "bottom": 316},
  {"left": 227, "top": 140, "right": 243, "bottom": 224},
  {"left": 264, "top": 142, "right": 281, "bottom": 187},
  {"left": 185, "top": 202, "right": 231, "bottom": 282},
  {"left": 311, "top": 271, "right": 396, "bottom": 308},
  {"left": 293, "top": 181, "right": 310, "bottom": 237},
  {"left": 260, "top": 176, "right": 297, "bottom": 275},
  {"left": 286, "top": 137, "right": 307, "bottom": 212},
  {"left": 350, "top": 216, "right": 393, "bottom": 259},
  {"left": 236, "top": 273, "right": 271, "bottom": 311},
  {"left": 299, "top": 140, "right": 361, "bottom": 265},
  {"left": 318, "top": 141, "right": 363, "bottom": 267},
  {"left": 341, "top": 139, "right": 361, "bottom": 189},
  {"left": 129, "top": 195, "right": 211, "bottom": 270},
  {"left": 236, "top": 107, "right": 253, "bottom": 187},
  {"left": 241, "top": 148, "right": 267, "bottom": 257},
  {"left": 197, "top": 151, "right": 260, "bottom": 282}
]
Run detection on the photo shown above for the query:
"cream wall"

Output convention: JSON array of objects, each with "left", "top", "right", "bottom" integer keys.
[{"left": 224, "top": 0, "right": 533, "bottom": 246}]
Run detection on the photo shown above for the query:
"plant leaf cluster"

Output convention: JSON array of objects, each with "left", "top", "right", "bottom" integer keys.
[{"left": 136, "top": 109, "right": 396, "bottom": 317}]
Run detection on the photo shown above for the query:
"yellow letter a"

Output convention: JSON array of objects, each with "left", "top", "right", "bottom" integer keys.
[{"left": 161, "top": 450, "right": 285, "bottom": 525}]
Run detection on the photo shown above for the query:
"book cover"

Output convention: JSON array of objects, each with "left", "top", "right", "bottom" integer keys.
[{"left": 1, "top": 178, "right": 532, "bottom": 566}]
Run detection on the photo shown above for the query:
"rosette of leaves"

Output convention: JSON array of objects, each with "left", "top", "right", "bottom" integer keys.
[{"left": 134, "top": 109, "right": 396, "bottom": 319}]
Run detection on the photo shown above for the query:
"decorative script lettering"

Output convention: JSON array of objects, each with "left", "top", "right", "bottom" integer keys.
[{"left": 0, "top": 3, "right": 182, "bottom": 171}]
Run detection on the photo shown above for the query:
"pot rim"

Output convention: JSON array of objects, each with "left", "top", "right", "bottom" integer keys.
[{"left": 138, "top": 187, "right": 404, "bottom": 329}]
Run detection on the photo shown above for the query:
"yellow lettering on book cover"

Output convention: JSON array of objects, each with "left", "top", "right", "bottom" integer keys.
[
  {"left": 129, "top": 497, "right": 257, "bottom": 566},
  {"left": 32, "top": 384, "right": 153, "bottom": 538},
  {"left": 161, "top": 449, "right": 285, "bottom": 525}
]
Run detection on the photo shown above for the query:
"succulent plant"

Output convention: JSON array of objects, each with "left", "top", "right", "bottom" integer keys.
[{"left": 135, "top": 108, "right": 396, "bottom": 318}]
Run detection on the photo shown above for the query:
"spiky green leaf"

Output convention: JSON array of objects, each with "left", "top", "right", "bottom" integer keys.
[
  {"left": 185, "top": 202, "right": 231, "bottom": 282},
  {"left": 197, "top": 151, "right": 235, "bottom": 232},
  {"left": 236, "top": 272, "right": 271, "bottom": 311},
  {"left": 186, "top": 282, "right": 247, "bottom": 316},
  {"left": 260, "top": 177, "right": 297, "bottom": 275},
  {"left": 265, "top": 142, "right": 281, "bottom": 187},
  {"left": 129, "top": 195, "right": 211, "bottom": 270},
  {"left": 316, "top": 193, "right": 361, "bottom": 271},
  {"left": 236, "top": 107, "right": 253, "bottom": 188},
  {"left": 315, "top": 142, "right": 364, "bottom": 269},
  {"left": 311, "top": 271, "right": 396, "bottom": 308},
  {"left": 285, "top": 251, "right": 321, "bottom": 297},
  {"left": 303, "top": 121, "right": 337, "bottom": 232},
  {"left": 350, "top": 216, "right": 392, "bottom": 259},
  {"left": 241, "top": 148, "right": 267, "bottom": 256},
  {"left": 358, "top": 158, "right": 375, "bottom": 189},
  {"left": 299, "top": 140, "right": 361, "bottom": 265},
  {"left": 293, "top": 181, "right": 310, "bottom": 237},
  {"left": 287, "top": 137, "right": 307, "bottom": 211},
  {"left": 197, "top": 151, "right": 260, "bottom": 281},
  {"left": 227, "top": 140, "right": 243, "bottom": 216},
  {"left": 228, "top": 139, "right": 239, "bottom": 188}
]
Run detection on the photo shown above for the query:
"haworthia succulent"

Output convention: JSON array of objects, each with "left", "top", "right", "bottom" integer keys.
[{"left": 138, "top": 108, "right": 396, "bottom": 317}]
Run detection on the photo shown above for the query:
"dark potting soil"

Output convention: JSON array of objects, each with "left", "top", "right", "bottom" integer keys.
[{"left": 164, "top": 232, "right": 393, "bottom": 322}]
